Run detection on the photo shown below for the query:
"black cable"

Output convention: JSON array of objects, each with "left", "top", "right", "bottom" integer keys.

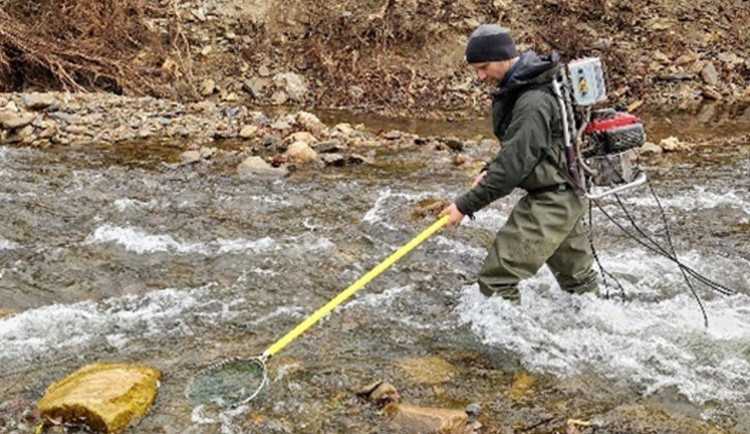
[
  {"left": 613, "top": 191, "right": 708, "bottom": 328},
  {"left": 592, "top": 200, "right": 735, "bottom": 296},
  {"left": 610, "top": 194, "right": 736, "bottom": 296},
  {"left": 595, "top": 155, "right": 735, "bottom": 297},
  {"left": 587, "top": 199, "right": 627, "bottom": 300}
]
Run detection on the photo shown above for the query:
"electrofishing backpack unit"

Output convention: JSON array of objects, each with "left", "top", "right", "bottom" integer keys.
[{"left": 551, "top": 57, "right": 647, "bottom": 199}]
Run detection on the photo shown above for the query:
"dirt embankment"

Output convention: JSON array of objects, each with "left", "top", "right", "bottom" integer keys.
[{"left": 1, "top": 0, "right": 749, "bottom": 117}]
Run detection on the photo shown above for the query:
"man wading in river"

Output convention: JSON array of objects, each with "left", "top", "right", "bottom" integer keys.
[{"left": 440, "top": 24, "right": 599, "bottom": 301}]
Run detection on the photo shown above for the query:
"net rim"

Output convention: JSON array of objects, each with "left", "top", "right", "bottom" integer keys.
[{"left": 185, "top": 355, "right": 269, "bottom": 407}]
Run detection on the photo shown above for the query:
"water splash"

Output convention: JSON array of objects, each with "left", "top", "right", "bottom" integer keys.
[
  {"left": 0, "top": 235, "right": 19, "bottom": 250},
  {"left": 0, "top": 285, "right": 230, "bottom": 365},
  {"left": 83, "top": 224, "right": 336, "bottom": 256},
  {"left": 455, "top": 248, "right": 750, "bottom": 406}
]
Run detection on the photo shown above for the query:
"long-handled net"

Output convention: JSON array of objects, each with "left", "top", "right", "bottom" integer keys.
[{"left": 185, "top": 216, "right": 449, "bottom": 407}]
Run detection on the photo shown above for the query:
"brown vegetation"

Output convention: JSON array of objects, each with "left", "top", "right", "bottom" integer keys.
[{"left": 0, "top": 0, "right": 193, "bottom": 97}]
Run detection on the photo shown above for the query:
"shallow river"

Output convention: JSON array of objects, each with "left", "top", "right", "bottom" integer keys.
[{"left": 1, "top": 107, "right": 749, "bottom": 433}]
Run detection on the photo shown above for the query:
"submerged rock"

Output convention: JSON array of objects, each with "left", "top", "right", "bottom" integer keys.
[
  {"left": 356, "top": 381, "right": 401, "bottom": 407},
  {"left": 384, "top": 403, "right": 467, "bottom": 434},
  {"left": 237, "top": 156, "right": 288, "bottom": 178},
  {"left": 396, "top": 356, "right": 458, "bottom": 385},
  {"left": 37, "top": 363, "right": 160, "bottom": 433}
]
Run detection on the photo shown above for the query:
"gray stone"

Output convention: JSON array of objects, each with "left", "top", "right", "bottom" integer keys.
[
  {"left": 180, "top": 150, "right": 202, "bottom": 164},
  {"left": 49, "top": 112, "right": 80, "bottom": 123},
  {"left": 701, "top": 86, "right": 722, "bottom": 101},
  {"left": 465, "top": 403, "right": 481, "bottom": 418},
  {"left": 239, "top": 125, "right": 259, "bottom": 139},
  {"left": 321, "top": 153, "right": 346, "bottom": 167},
  {"left": 271, "top": 90, "right": 289, "bottom": 105},
  {"left": 258, "top": 64, "right": 271, "bottom": 77},
  {"left": 191, "top": 8, "right": 206, "bottom": 22},
  {"left": 199, "top": 147, "right": 217, "bottom": 159},
  {"left": 5, "top": 125, "right": 34, "bottom": 143},
  {"left": 347, "top": 154, "right": 372, "bottom": 165},
  {"left": 284, "top": 141, "right": 318, "bottom": 164},
  {"left": 0, "top": 111, "right": 35, "bottom": 130},
  {"left": 237, "top": 156, "right": 288, "bottom": 179},
  {"left": 296, "top": 111, "right": 326, "bottom": 137},
  {"left": 316, "top": 140, "right": 343, "bottom": 153},
  {"left": 701, "top": 62, "right": 719, "bottom": 86},
  {"left": 272, "top": 72, "right": 310, "bottom": 102},
  {"left": 242, "top": 78, "right": 270, "bottom": 99},
  {"left": 64, "top": 125, "right": 91, "bottom": 136},
  {"left": 200, "top": 79, "right": 217, "bottom": 96},
  {"left": 639, "top": 142, "right": 663, "bottom": 155},
  {"left": 384, "top": 130, "right": 404, "bottom": 140},
  {"left": 23, "top": 93, "right": 56, "bottom": 111}
]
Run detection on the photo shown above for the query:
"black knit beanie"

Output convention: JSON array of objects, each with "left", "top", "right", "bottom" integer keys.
[{"left": 465, "top": 24, "right": 518, "bottom": 64}]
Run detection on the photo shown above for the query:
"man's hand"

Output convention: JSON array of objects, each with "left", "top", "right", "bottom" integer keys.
[
  {"left": 439, "top": 203, "right": 465, "bottom": 227},
  {"left": 472, "top": 170, "right": 487, "bottom": 188}
]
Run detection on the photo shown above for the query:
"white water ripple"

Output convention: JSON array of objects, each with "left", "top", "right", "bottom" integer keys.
[
  {"left": 0, "top": 287, "right": 222, "bottom": 364},
  {"left": 83, "top": 224, "right": 335, "bottom": 256},
  {"left": 0, "top": 235, "right": 19, "bottom": 250},
  {"left": 456, "top": 249, "right": 750, "bottom": 406}
]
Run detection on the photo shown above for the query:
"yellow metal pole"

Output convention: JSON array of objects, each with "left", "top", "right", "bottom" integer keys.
[{"left": 262, "top": 215, "right": 449, "bottom": 359}]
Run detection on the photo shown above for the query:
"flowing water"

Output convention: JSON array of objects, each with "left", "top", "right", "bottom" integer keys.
[{"left": 1, "top": 106, "right": 749, "bottom": 433}]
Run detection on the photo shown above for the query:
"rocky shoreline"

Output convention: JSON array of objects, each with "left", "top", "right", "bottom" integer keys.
[{"left": 0, "top": 91, "right": 482, "bottom": 179}]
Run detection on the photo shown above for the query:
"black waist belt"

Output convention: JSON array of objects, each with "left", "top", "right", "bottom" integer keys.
[{"left": 527, "top": 183, "right": 570, "bottom": 195}]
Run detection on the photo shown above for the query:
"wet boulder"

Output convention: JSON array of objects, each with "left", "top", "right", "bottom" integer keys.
[
  {"left": 237, "top": 156, "right": 288, "bottom": 179},
  {"left": 296, "top": 111, "right": 327, "bottom": 137},
  {"left": 239, "top": 125, "right": 259, "bottom": 139},
  {"left": 37, "top": 363, "right": 160, "bottom": 433},
  {"left": 0, "top": 111, "right": 36, "bottom": 130},
  {"left": 639, "top": 141, "right": 663, "bottom": 155},
  {"left": 284, "top": 131, "right": 318, "bottom": 147},
  {"left": 23, "top": 93, "right": 56, "bottom": 111},
  {"left": 383, "top": 403, "right": 468, "bottom": 434},
  {"left": 284, "top": 141, "right": 319, "bottom": 165},
  {"left": 272, "top": 73, "right": 310, "bottom": 102},
  {"left": 321, "top": 153, "right": 346, "bottom": 167}
]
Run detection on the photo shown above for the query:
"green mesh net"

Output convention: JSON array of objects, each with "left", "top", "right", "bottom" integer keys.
[{"left": 186, "top": 358, "right": 268, "bottom": 407}]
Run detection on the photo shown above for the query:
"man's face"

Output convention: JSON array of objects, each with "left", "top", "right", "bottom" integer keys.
[{"left": 471, "top": 60, "right": 512, "bottom": 86}]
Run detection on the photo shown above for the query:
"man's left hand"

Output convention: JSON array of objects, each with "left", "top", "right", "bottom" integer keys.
[{"left": 439, "top": 203, "right": 465, "bottom": 227}]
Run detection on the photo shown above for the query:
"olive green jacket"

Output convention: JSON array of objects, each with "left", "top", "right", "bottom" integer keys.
[{"left": 455, "top": 52, "right": 570, "bottom": 216}]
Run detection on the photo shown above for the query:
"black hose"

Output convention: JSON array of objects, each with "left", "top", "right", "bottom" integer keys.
[{"left": 613, "top": 190, "right": 708, "bottom": 328}]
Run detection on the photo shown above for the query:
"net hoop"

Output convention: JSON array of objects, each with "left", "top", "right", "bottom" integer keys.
[{"left": 185, "top": 355, "right": 269, "bottom": 407}]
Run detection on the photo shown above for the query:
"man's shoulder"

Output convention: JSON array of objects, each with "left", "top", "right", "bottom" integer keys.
[{"left": 514, "top": 85, "right": 556, "bottom": 107}]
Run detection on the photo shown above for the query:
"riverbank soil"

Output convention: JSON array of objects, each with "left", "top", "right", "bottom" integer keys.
[{"left": 2, "top": 0, "right": 749, "bottom": 117}]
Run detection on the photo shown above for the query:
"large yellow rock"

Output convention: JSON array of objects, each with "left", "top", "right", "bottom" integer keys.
[{"left": 37, "top": 363, "right": 160, "bottom": 433}]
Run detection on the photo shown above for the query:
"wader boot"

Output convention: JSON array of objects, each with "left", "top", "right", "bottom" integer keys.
[{"left": 477, "top": 189, "right": 599, "bottom": 301}]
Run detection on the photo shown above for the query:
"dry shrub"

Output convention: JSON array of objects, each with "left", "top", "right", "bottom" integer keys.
[
  {"left": 0, "top": 0, "right": 193, "bottom": 97},
  {"left": 262, "top": 0, "right": 501, "bottom": 111}
]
